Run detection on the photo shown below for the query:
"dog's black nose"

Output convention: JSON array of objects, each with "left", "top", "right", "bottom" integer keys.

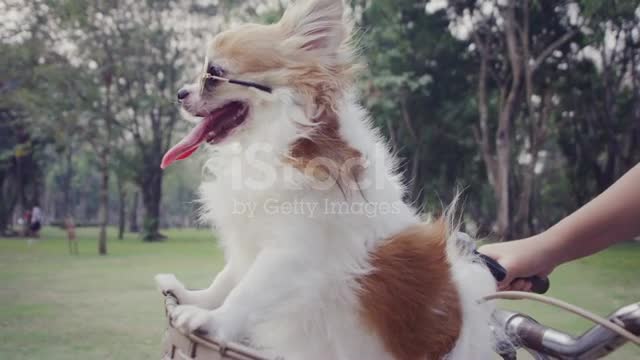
[{"left": 177, "top": 89, "right": 190, "bottom": 100}]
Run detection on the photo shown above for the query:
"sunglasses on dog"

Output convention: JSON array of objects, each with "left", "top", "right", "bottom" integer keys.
[{"left": 199, "top": 56, "right": 272, "bottom": 94}]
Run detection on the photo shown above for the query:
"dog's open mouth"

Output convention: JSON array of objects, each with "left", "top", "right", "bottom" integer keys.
[{"left": 161, "top": 101, "right": 249, "bottom": 169}]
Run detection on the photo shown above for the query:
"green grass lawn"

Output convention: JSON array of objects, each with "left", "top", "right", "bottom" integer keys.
[{"left": 0, "top": 227, "right": 638, "bottom": 359}]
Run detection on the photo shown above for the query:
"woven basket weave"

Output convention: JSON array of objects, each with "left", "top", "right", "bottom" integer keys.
[{"left": 161, "top": 293, "right": 275, "bottom": 360}]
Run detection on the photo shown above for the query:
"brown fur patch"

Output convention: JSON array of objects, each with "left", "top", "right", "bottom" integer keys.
[
  {"left": 213, "top": 24, "right": 289, "bottom": 74},
  {"left": 210, "top": 19, "right": 361, "bottom": 111},
  {"left": 207, "top": 5, "right": 365, "bottom": 192},
  {"left": 358, "top": 220, "right": 462, "bottom": 360},
  {"left": 287, "top": 110, "right": 364, "bottom": 193}
]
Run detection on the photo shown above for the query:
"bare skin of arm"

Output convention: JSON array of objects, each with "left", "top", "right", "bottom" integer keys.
[{"left": 480, "top": 164, "right": 640, "bottom": 291}]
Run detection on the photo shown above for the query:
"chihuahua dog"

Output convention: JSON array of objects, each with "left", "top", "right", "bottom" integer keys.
[{"left": 155, "top": 1, "right": 496, "bottom": 359}]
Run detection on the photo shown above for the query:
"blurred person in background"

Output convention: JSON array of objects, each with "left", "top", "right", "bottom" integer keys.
[
  {"left": 22, "top": 209, "right": 32, "bottom": 237},
  {"left": 65, "top": 215, "right": 78, "bottom": 255},
  {"left": 30, "top": 204, "right": 42, "bottom": 238}
]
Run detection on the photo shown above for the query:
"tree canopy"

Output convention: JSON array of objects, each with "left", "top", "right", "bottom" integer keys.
[{"left": 1, "top": 0, "right": 638, "bottom": 247}]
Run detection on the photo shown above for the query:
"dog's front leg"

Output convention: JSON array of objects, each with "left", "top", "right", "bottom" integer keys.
[
  {"left": 155, "top": 264, "right": 236, "bottom": 309},
  {"left": 169, "top": 249, "right": 301, "bottom": 341}
]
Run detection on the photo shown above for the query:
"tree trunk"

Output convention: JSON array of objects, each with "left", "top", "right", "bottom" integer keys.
[
  {"left": 141, "top": 166, "right": 165, "bottom": 242},
  {"left": 117, "top": 177, "right": 126, "bottom": 240},
  {"left": 62, "top": 145, "right": 74, "bottom": 217},
  {"left": 474, "top": 44, "right": 497, "bottom": 187},
  {"left": 495, "top": 128, "right": 511, "bottom": 238},
  {"left": 0, "top": 172, "right": 12, "bottom": 234},
  {"left": 129, "top": 191, "right": 140, "bottom": 233},
  {"left": 515, "top": 160, "right": 535, "bottom": 237},
  {"left": 98, "top": 152, "right": 109, "bottom": 255},
  {"left": 514, "top": 91, "right": 551, "bottom": 237},
  {"left": 471, "top": 0, "right": 578, "bottom": 238},
  {"left": 97, "top": 67, "right": 114, "bottom": 255},
  {"left": 473, "top": 31, "right": 516, "bottom": 239},
  {"left": 15, "top": 138, "right": 27, "bottom": 216},
  {"left": 493, "top": 2, "right": 522, "bottom": 239}
]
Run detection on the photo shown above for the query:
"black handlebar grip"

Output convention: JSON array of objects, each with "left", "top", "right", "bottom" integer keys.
[
  {"left": 474, "top": 251, "right": 507, "bottom": 282},
  {"left": 523, "top": 276, "right": 550, "bottom": 294}
]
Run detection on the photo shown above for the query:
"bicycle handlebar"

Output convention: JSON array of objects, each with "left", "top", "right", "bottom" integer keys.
[{"left": 494, "top": 302, "right": 640, "bottom": 359}]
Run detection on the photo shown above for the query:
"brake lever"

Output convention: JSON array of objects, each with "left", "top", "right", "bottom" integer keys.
[{"left": 474, "top": 250, "right": 507, "bottom": 281}]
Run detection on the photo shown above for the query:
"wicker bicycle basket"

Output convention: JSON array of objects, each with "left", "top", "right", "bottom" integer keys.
[{"left": 161, "top": 293, "right": 276, "bottom": 360}]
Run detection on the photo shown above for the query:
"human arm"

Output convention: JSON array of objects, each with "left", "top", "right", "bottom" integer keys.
[{"left": 480, "top": 163, "right": 640, "bottom": 290}]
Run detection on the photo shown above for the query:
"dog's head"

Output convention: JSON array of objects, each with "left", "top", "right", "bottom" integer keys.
[{"left": 162, "top": 0, "right": 358, "bottom": 169}]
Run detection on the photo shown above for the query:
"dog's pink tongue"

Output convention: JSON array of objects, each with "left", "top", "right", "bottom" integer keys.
[{"left": 161, "top": 120, "right": 211, "bottom": 169}]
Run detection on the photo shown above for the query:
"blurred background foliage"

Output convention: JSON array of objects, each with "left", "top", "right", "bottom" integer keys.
[{"left": 1, "top": 0, "right": 638, "bottom": 253}]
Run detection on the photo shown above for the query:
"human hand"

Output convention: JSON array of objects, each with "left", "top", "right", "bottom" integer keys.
[{"left": 479, "top": 234, "right": 559, "bottom": 291}]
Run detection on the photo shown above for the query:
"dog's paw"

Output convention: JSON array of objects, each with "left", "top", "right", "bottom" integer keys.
[
  {"left": 155, "top": 273, "right": 185, "bottom": 297},
  {"left": 170, "top": 305, "right": 215, "bottom": 335},
  {"left": 169, "top": 305, "right": 245, "bottom": 342}
]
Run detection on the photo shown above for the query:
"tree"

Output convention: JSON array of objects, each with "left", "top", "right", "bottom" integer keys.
[
  {"left": 105, "top": 1, "right": 202, "bottom": 241},
  {"left": 107, "top": 0, "right": 255, "bottom": 240},
  {"left": 2, "top": 0, "right": 247, "bottom": 244},
  {"left": 359, "top": 0, "right": 482, "bottom": 211},
  {"left": 20, "top": 0, "right": 128, "bottom": 255},
  {"left": 129, "top": 191, "right": 140, "bottom": 233},
  {"left": 112, "top": 145, "right": 137, "bottom": 240},
  {"left": 46, "top": 0, "right": 203, "bottom": 244},
  {"left": 443, "top": 0, "right": 583, "bottom": 237},
  {"left": 0, "top": 111, "right": 21, "bottom": 235},
  {"left": 556, "top": 0, "right": 640, "bottom": 207},
  {"left": 0, "top": 12, "right": 73, "bottom": 235}
]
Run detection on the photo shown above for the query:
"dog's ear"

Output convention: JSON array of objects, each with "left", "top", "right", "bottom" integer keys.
[{"left": 280, "top": 0, "right": 347, "bottom": 57}]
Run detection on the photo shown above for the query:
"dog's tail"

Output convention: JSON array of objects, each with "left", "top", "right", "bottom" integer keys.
[{"left": 441, "top": 197, "right": 504, "bottom": 359}]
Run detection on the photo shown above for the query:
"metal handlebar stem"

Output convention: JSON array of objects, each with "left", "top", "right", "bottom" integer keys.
[{"left": 494, "top": 302, "right": 640, "bottom": 359}]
